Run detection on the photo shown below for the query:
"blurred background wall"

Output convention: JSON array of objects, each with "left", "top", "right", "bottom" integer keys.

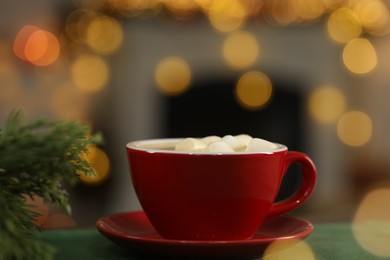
[{"left": 1, "top": 0, "right": 390, "bottom": 227}]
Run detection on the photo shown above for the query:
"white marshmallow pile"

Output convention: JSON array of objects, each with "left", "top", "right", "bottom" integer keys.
[{"left": 174, "top": 134, "right": 278, "bottom": 153}]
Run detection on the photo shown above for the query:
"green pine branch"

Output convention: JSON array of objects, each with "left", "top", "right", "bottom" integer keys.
[{"left": 0, "top": 109, "right": 103, "bottom": 259}]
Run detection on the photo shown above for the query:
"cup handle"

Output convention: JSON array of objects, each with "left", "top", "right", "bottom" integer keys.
[{"left": 267, "top": 151, "right": 317, "bottom": 218}]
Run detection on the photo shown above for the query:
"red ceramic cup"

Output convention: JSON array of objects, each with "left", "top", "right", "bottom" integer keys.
[{"left": 126, "top": 138, "right": 316, "bottom": 241}]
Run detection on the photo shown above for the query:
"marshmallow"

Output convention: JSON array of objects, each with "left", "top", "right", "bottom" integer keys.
[
  {"left": 222, "top": 135, "right": 246, "bottom": 152},
  {"left": 174, "top": 135, "right": 278, "bottom": 153},
  {"left": 201, "top": 135, "right": 221, "bottom": 145},
  {"left": 175, "top": 138, "right": 207, "bottom": 152},
  {"left": 245, "top": 138, "right": 278, "bottom": 152},
  {"left": 234, "top": 134, "right": 253, "bottom": 145},
  {"left": 205, "top": 141, "right": 235, "bottom": 153}
]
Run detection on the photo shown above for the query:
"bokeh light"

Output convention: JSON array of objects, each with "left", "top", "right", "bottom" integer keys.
[
  {"left": 266, "top": 0, "right": 299, "bottom": 26},
  {"left": 71, "top": 54, "right": 109, "bottom": 93},
  {"left": 26, "top": 30, "right": 60, "bottom": 66},
  {"left": 65, "top": 9, "right": 99, "bottom": 43},
  {"left": 342, "top": 38, "right": 377, "bottom": 74},
  {"left": 235, "top": 71, "right": 272, "bottom": 110},
  {"left": 86, "top": 15, "right": 123, "bottom": 55},
  {"left": 107, "top": 0, "right": 156, "bottom": 17},
  {"left": 263, "top": 238, "right": 315, "bottom": 260},
  {"left": 24, "top": 30, "right": 49, "bottom": 63},
  {"left": 308, "top": 85, "right": 346, "bottom": 124},
  {"left": 194, "top": 0, "right": 213, "bottom": 10},
  {"left": 351, "top": 0, "right": 390, "bottom": 36},
  {"left": 207, "top": 0, "right": 246, "bottom": 32},
  {"left": 14, "top": 25, "right": 39, "bottom": 61},
  {"left": 24, "top": 195, "right": 49, "bottom": 227},
  {"left": 337, "top": 110, "right": 372, "bottom": 147},
  {"left": 164, "top": 0, "right": 199, "bottom": 19},
  {"left": 327, "top": 7, "right": 362, "bottom": 43},
  {"left": 155, "top": 56, "right": 192, "bottom": 95},
  {"left": 13, "top": 26, "right": 60, "bottom": 66},
  {"left": 294, "top": 0, "right": 327, "bottom": 21},
  {"left": 238, "top": 0, "right": 264, "bottom": 17},
  {"left": 79, "top": 145, "right": 110, "bottom": 186},
  {"left": 265, "top": 0, "right": 329, "bottom": 26},
  {"left": 353, "top": 188, "right": 390, "bottom": 257},
  {"left": 222, "top": 31, "right": 259, "bottom": 70}
]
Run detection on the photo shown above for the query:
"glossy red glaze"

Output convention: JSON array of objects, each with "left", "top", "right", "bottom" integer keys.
[
  {"left": 126, "top": 139, "right": 316, "bottom": 241},
  {"left": 96, "top": 211, "right": 314, "bottom": 259}
]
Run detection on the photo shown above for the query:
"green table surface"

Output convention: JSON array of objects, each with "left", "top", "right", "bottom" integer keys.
[{"left": 41, "top": 223, "right": 389, "bottom": 260}]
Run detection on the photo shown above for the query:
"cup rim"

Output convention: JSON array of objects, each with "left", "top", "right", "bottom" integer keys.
[{"left": 126, "top": 138, "right": 287, "bottom": 155}]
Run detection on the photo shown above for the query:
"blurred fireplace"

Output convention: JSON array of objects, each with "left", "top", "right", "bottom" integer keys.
[{"left": 163, "top": 74, "right": 304, "bottom": 201}]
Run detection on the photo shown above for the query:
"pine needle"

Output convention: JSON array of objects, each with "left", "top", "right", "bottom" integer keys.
[{"left": 0, "top": 109, "right": 102, "bottom": 259}]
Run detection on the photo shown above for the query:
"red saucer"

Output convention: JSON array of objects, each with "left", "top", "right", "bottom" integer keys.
[{"left": 96, "top": 211, "right": 313, "bottom": 259}]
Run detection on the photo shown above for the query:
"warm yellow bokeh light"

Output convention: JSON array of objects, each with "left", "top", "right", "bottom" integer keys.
[
  {"left": 308, "top": 85, "right": 346, "bottom": 124},
  {"left": 267, "top": 0, "right": 327, "bottom": 26},
  {"left": 353, "top": 188, "right": 390, "bottom": 257},
  {"left": 86, "top": 15, "right": 123, "bottom": 55},
  {"left": 238, "top": 0, "right": 264, "bottom": 17},
  {"left": 79, "top": 145, "right": 110, "bottom": 186},
  {"left": 164, "top": 0, "right": 198, "bottom": 17},
  {"left": 351, "top": 0, "right": 390, "bottom": 36},
  {"left": 109, "top": 0, "right": 156, "bottom": 17},
  {"left": 267, "top": 0, "right": 299, "bottom": 25},
  {"left": 337, "top": 110, "right": 372, "bottom": 147},
  {"left": 195, "top": 0, "right": 213, "bottom": 10},
  {"left": 155, "top": 56, "right": 192, "bottom": 96},
  {"left": 223, "top": 31, "right": 259, "bottom": 70},
  {"left": 235, "top": 71, "right": 272, "bottom": 110},
  {"left": 354, "top": 188, "right": 390, "bottom": 222},
  {"left": 342, "top": 38, "right": 377, "bottom": 74},
  {"left": 263, "top": 238, "right": 315, "bottom": 260},
  {"left": 65, "top": 9, "right": 99, "bottom": 43},
  {"left": 207, "top": 0, "right": 246, "bottom": 32},
  {"left": 71, "top": 54, "right": 109, "bottom": 93},
  {"left": 294, "top": 0, "right": 327, "bottom": 20},
  {"left": 327, "top": 8, "right": 362, "bottom": 43}
]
